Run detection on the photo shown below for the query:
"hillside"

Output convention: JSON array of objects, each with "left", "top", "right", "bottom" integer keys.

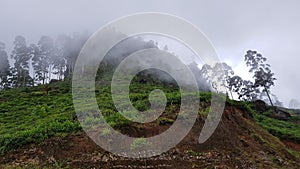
[{"left": 0, "top": 80, "right": 300, "bottom": 169}]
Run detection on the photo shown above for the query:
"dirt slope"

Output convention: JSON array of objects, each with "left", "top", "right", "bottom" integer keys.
[{"left": 1, "top": 104, "right": 299, "bottom": 169}]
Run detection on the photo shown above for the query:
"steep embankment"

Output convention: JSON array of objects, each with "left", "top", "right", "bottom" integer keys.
[{"left": 0, "top": 82, "right": 300, "bottom": 168}]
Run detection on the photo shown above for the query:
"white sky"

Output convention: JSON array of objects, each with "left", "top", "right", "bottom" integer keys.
[{"left": 1, "top": 0, "right": 300, "bottom": 106}]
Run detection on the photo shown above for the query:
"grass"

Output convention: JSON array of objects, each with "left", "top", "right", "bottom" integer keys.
[
  {"left": 254, "top": 113, "right": 300, "bottom": 142},
  {"left": 239, "top": 101, "right": 300, "bottom": 142},
  {"left": 0, "top": 79, "right": 184, "bottom": 154},
  {"left": 0, "top": 77, "right": 299, "bottom": 156},
  {"left": 0, "top": 81, "right": 81, "bottom": 154}
]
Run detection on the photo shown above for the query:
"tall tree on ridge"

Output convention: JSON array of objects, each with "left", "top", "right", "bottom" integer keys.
[
  {"left": 0, "top": 42, "right": 10, "bottom": 89},
  {"left": 11, "top": 36, "right": 32, "bottom": 87},
  {"left": 32, "top": 36, "right": 55, "bottom": 84},
  {"left": 52, "top": 35, "right": 67, "bottom": 80},
  {"left": 244, "top": 50, "right": 276, "bottom": 106}
]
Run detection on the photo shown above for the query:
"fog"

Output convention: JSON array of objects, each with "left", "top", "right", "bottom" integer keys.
[{"left": 1, "top": 0, "right": 300, "bottom": 107}]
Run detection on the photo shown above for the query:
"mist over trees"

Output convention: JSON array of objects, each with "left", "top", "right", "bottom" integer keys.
[
  {"left": 11, "top": 36, "right": 33, "bottom": 87},
  {"left": 200, "top": 62, "right": 234, "bottom": 96},
  {"left": 0, "top": 34, "right": 283, "bottom": 107},
  {"left": 198, "top": 50, "right": 281, "bottom": 106},
  {"left": 0, "top": 42, "right": 10, "bottom": 89},
  {"left": 0, "top": 33, "right": 89, "bottom": 89},
  {"left": 289, "top": 99, "right": 300, "bottom": 109}
]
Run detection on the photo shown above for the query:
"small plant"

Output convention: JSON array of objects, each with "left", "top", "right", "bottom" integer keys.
[
  {"left": 157, "top": 117, "right": 174, "bottom": 125},
  {"left": 130, "top": 137, "right": 152, "bottom": 150},
  {"left": 185, "top": 150, "right": 202, "bottom": 156},
  {"left": 100, "top": 127, "right": 112, "bottom": 136},
  {"left": 199, "top": 107, "right": 210, "bottom": 116}
]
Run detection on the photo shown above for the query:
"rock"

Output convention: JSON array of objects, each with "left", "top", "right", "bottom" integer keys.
[
  {"left": 102, "top": 155, "right": 109, "bottom": 162},
  {"left": 253, "top": 100, "right": 268, "bottom": 113},
  {"left": 47, "top": 156, "right": 56, "bottom": 163},
  {"left": 274, "top": 108, "right": 291, "bottom": 120}
]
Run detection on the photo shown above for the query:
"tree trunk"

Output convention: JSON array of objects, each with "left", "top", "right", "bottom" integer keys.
[
  {"left": 45, "top": 84, "right": 49, "bottom": 96},
  {"left": 42, "top": 72, "right": 45, "bottom": 85},
  {"left": 49, "top": 66, "right": 52, "bottom": 82},
  {"left": 264, "top": 87, "right": 274, "bottom": 107},
  {"left": 22, "top": 70, "right": 26, "bottom": 87},
  {"left": 229, "top": 90, "right": 234, "bottom": 100}
]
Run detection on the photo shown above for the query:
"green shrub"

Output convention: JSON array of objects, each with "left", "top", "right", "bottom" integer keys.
[{"left": 130, "top": 137, "right": 152, "bottom": 150}]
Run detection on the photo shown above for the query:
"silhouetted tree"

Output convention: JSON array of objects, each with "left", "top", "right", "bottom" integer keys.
[
  {"left": 244, "top": 50, "right": 276, "bottom": 106},
  {"left": 200, "top": 64, "right": 213, "bottom": 90},
  {"left": 11, "top": 36, "right": 33, "bottom": 87},
  {"left": 238, "top": 80, "right": 259, "bottom": 101},
  {"left": 228, "top": 75, "right": 244, "bottom": 100},
  {"left": 62, "top": 33, "right": 89, "bottom": 79},
  {"left": 52, "top": 36, "right": 67, "bottom": 80},
  {"left": 212, "top": 62, "right": 234, "bottom": 97},
  {"left": 28, "top": 43, "right": 40, "bottom": 85},
  {"left": 200, "top": 62, "right": 234, "bottom": 95},
  {"left": 32, "top": 36, "right": 55, "bottom": 84},
  {"left": 188, "top": 62, "right": 211, "bottom": 91},
  {"left": 0, "top": 42, "right": 10, "bottom": 89}
]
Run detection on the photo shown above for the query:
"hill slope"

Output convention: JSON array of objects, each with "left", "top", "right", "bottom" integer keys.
[{"left": 0, "top": 81, "right": 299, "bottom": 169}]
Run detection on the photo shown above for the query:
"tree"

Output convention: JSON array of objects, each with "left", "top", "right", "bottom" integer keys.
[
  {"left": 238, "top": 80, "right": 259, "bottom": 101},
  {"left": 258, "top": 92, "right": 283, "bottom": 107},
  {"left": 228, "top": 75, "right": 243, "bottom": 99},
  {"left": 289, "top": 99, "right": 300, "bottom": 109},
  {"left": 244, "top": 50, "right": 276, "bottom": 106},
  {"left": 188, "top": 62, "right": 211, "bottom": 91},
  {"left": 11, "top": 36, "right": 33, "bottom": 87},
  {"left": 28, "top": 43, "right": 40, "bottom": 85},
  {"left": 200, "top": 62, "right": 234, "bottom": 96},
  {"left": 52, "top": 35, "right": 67, "bottom": 80},
  {"left": 32, "top": 36, "right": 55, "bottom": 85},
  {"left": 199, "top": 64, "right": 213, "bottom": 90},
  {"left": 0, "top": 42, "right": 10, "bottom": 89},
  {"left": 61, "top": 33, "right": 89, "bottom": 79},
  {"left": 212, "top": 62, "right": 234, "bottom": 97}
]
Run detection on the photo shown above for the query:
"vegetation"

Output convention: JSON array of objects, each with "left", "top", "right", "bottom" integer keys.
[
  {"left": 0, "top": 42, "right": 10, "bottom": 89},
  {"left": 130, "top": 137, "right": 152, "bottom": 150},
  {"left": 0, "top": 81, "right": 81, "bottom": 154},
  {"left": 0, "top": 33, "right": 89, "bottom": 89},
  {"left": 0, "top": 77, "right": 298, "bottom": 155},
  {"left": 240, "top": 101, "right": 300, "bottom": 142},
  {"left": 244, "top": 50, "right": 277, "bottom": 105},
  {"left": 0, "top": 32, "right": 298, "bottom": 168},
  {"left": 254, "top": 112, "right": 300, "bottom": 142}
]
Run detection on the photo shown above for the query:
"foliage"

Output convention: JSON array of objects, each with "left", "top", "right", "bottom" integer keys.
[
  {"left": 244, "top": 50, "right": 276, "bottom": 105},
  {"left": 239, "top": 101, "right": 300, "bottom": 142},
  {"left": 200, "top": 62, "right": 237, "bottom": 99},
  {"left": 10, "top": 36, "right": 33, "bottom": 87},
  {"left": 130, "top": 137, "right": 151, "bottom": 150},
  {"left": 0, "top": 42, "right": 10, "bottom": 89},
  {"left": 254, "top": 113, "right": 300, "bottom": 142},
  {"left": 31, "top": 36, "right": 55, "bottom": 84},
  {"left": 0, "top": 81, "right": 80, "bottom": 154}
]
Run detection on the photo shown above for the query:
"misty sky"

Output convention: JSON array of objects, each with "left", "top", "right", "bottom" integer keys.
[{"left": 1, "top": 0, "right": 300, "bottom": 107}]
